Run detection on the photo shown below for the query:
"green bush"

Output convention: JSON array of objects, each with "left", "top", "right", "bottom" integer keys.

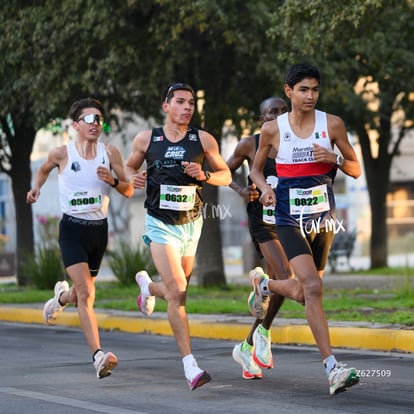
[
  {"left": 106, "top": 240, "right": 157, "bottom": 286},
  {"left": 22, "top": 214, "right": 65, "bottom": 289},
  {"left": 24, "top": 244, "right": 65, "bottom": 289}
]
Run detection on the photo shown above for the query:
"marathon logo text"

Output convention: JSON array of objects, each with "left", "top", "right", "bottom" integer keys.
[{"left": 292, "top": 146, "right": 314, "bottom": 163}]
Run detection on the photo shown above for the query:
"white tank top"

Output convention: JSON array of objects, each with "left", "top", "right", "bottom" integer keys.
[
  {"left": 275, "top": 110, "right": 337, "bottom": 228},
  {"left": 276, "top": 110, "right": 333, "bottom": 177},
  {"left": 59, "top": 141, "right": 111, "bottom": 220}
]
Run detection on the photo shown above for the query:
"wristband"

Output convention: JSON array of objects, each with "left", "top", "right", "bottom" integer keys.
[{"left": 110, "top": 177, "right": 119, "bottom": 188}]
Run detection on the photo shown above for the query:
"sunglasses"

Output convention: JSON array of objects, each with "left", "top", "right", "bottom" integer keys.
[
  {"left": 164, "top": 83, "right": 195, "bottom": 102},
  {"left": 77, "top": 113, "right": 104, "bottom": 126}
]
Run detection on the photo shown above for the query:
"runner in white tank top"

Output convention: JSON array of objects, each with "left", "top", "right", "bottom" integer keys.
[
  {"left": 27, "top": 98, "right": 133, "bottom": 379},
  {"left": 249, "top": 64, "right": 362, "bottom": 395}
]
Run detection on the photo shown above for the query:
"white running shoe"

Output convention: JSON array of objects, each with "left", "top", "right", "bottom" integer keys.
[
  {"left": 232, "top": 342, "right": 262, "bottom": 380},
  {"left": 93, "top": 350, "right": 118, "bottom": 379},
  {"left": 185, "top": 359, "right": 211, "bottom": 390},
  {"left": 135, "top": 271, "right": 155, "bottom": 316},
  {"left": 43, "top": 281, "right": 70, "bottom": 324},
  {"left": 328, "top": 362, "right": 359, "bottom": 395},
  {"left": 253, "top": 324, "right": 273, "bottom": 369},
  {"left": 248, "top": 267, "right": 270, "bottom": 319},
  {"left": 187, "top": 369, "right": 211, "bottom": 390}
]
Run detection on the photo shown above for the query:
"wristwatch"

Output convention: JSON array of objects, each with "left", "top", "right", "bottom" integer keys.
[
  {"left": 204, "top": 170, "right": 211, "bottom": 181},
  {"left": 336, "top": 154, "right": 344, "bottom": 167},
  {"left": 110, "top": 177, "right": 119, "bottom": 187}
]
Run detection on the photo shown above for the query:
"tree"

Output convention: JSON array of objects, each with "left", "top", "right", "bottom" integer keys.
[
  {"left": 141, "top": 0, "right": 281, "bottom": 285},
  {"left": 1, "top": 0, "right": 279, "bottom": 285},
  {"left": 268, "top": 0, "right": 414, "bottom": 268},
  {"left": 0, "top": 0, "right": 163, "bottom": 285}
]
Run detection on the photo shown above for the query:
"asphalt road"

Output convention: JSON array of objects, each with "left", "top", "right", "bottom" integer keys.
[{"left": 1, "top": 322, "right": 413, "bottom": 414}]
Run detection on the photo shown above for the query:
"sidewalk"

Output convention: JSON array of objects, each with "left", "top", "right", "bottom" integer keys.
[{"left": 1, "top": 254, "right": 413, "bottom": 354}]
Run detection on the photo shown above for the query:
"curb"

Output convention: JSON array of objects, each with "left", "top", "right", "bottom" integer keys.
[{"left": 2, "top": 307, "right": 414, "bottom": 354}]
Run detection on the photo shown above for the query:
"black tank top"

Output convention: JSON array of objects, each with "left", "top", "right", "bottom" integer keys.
[
  {"left": 247, "top": 134, "right": 277, "bottom": 185},
  {"left": 247, "top": 133, "right": 277, "bottom": 217},
  {"left": 144, "top": 127, "right": 205, "bottom": 224}
]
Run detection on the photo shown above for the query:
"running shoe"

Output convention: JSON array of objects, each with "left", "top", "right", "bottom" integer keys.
[
  {"left": 253, "top": 324, "right": 274, "bottom": 369},
  {"left": 135, "top": 270, "right": 155, "bottom": 316},
  {"left": 93, "top": 350, "right": 118, "bottom": 379},
  {"left": 187, "top": 370, "right": 211, "bottom": 390},
  {"left": 328, "top": 362, "right": 360, "bottom": 395},
  {"left": 43, "top": 280, "right": 70, "bottom": 324},
  {"left": 232, "top": 342, "right": 262, "bottom": 380},
  {"left": 248, "top": 267, "right": 270, "bottom": 319}
]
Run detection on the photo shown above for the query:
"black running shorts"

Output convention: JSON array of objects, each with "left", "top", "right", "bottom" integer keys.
[
  {"left": 276, "top": 226, "right": 334, "bottom": 271},
  {"left": 58, "top": 214, "right": 108, "bottom": 276},
  {"left": 246, "top": 200, "right": 278, "bottom": 258}
]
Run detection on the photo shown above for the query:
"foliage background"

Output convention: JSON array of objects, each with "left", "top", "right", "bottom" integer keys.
[{"left": 1, "top": 1, "right": 414, "bottom": 285}]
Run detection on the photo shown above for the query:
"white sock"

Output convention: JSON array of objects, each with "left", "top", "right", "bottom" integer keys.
[
  {"left": 324, "top": 355, "right": 337, "bottom": 376},
  {"left": 183, "top": 354, "right": 202, "bottom": 380}
]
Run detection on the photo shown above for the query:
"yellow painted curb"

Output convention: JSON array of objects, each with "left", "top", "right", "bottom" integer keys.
[
  {"left": 329, "top": 325, "right": 414, "bottom": 353},
  {"left": 1, "top": 307, "right": 413, "bottom": 353}
]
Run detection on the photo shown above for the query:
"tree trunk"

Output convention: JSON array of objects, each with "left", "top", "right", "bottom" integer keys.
[
  {"left": 357, "top": 123, "right": 391, "bottom": 269},
  {"left": 196, "top": 184, "right": 226, "bottom": 287},
  {"left": 9, "top": 125, "right": 36, "bottom": 286},
  {"left": 194, "top": 97, "right": 228, "bottom": 287},
  {"left": 369, "top": 182, "right": 388, "bottom": 268}
]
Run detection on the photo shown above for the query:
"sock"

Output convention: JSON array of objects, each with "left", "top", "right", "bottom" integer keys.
[
  {"left": 241, "top": 340, "right": 254, "bottom": 352},
  {"left": 182, "top": 354, "right": 195, "bottom": 368},
  {"left": 258, "top": 324, "right": 269, "bottom": 337},
  {"left": 183, "top": 354, "right": 202, "bottom": 380},
  {"left": 323, "top": 355, "right": 337, "bottom": 376},
  {"left": 93, "top": 349, "right": 103, "bottom": 362}
]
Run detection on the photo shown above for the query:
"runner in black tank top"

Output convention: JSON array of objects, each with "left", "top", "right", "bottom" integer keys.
[
  {"left": 227, "top": 97, "right": 292, "bottom": 380},
  {"left": 125, "top": 83, "right": 231, "bottom": 390}
]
